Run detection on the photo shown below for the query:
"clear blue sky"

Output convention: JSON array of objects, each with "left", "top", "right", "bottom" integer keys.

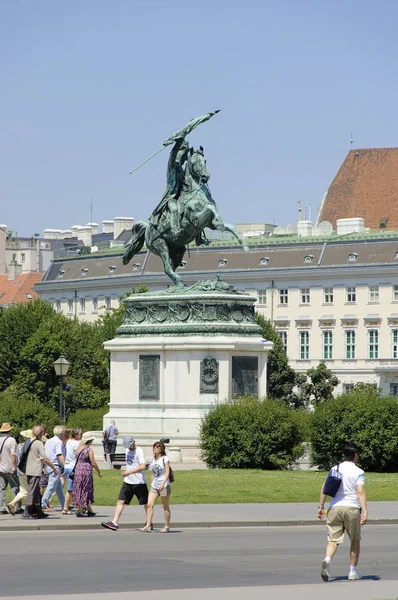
[{"left": 1, "top": 0, "right": 397, "bottom": 236}]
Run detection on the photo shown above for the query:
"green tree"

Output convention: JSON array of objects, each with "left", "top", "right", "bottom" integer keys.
[
  {"left": 0, "top": 299, "right": 57, "bottom": 391},
  {"left": 256, "top": 314, "right": 305, "bottom": 407},
  {"left": 299, "top": 362, "right": 339, "bottom": 407},
  {"left": 311, "top": 386, "right": 398, "bottom": 471},
  {"left": 0, "top": 386, "right": 58, "bottom": 438}
]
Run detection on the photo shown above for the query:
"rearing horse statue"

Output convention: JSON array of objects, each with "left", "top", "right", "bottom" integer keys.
[
  {"left": 123, "top": 112, "right": 249, "bottom": 286},
  {"left": 123, "top": 147, "right": 249, "bottom": 286}
]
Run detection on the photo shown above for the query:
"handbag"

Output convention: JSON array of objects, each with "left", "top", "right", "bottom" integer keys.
[
  {"left": 162, "top": 456, "right": 175, "bottom": 483},
  {"left": 323, "top": 464, "right": 343, "bottom": 497}
]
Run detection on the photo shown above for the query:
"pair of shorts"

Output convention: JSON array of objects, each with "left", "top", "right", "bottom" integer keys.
[
  {"left": 150, "top": 485, "right": 171, "bottom": 498},
  {"left": 63, "top": 468, "right": 74, "bottom": 492},
  {"left": 326, "top": 506, "right": 361, "bottom": 544},
  {"left": 118, "top": 482, "right": 148, "bottom": 505}
]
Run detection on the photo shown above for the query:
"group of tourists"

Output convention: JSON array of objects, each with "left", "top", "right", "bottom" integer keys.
[
  {"left": 0, "top": 422, "right": 101, "bottom": 519},
  {"left": 1, "top": 421, "right": 172, "bottom": 532}
]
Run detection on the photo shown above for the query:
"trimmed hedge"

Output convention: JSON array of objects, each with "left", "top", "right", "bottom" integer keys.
[
  {"left": 200, "top": 397, "right": 305, "bottom": 469},
  {"left": 66, "top": 407, "right": 108, "bottom": 432},
  {"left": 311, "top": 387, "right": 398, "bottom": 471}
]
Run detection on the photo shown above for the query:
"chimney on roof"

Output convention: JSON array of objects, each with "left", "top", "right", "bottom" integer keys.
[
  {"left": 113, "top": 217, "right": 134, "bottom": 240},
  {"left": 102, "top": 220, "right": 114, "bottom": 234},
  {"left": 8, "top": 259, "right": 22, "bottom": 280}
]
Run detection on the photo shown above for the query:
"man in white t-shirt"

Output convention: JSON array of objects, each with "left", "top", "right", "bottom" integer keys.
[
  {"left": 318, "top": 442, "right": 368, "bottom": 582},
  {"left": 0, "top": 423, "right": 21, "bottom": 514},
  {"left": 101, "top": 436, "right": 149, "bottom": 532}
]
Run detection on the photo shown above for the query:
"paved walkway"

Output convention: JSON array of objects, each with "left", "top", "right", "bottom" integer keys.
[{"left": 1, "top": 501, "right": 398, "bottom": 531}]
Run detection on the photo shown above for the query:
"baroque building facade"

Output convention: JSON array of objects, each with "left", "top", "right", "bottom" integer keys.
[{"left": 34, "top": 231, "right": 398, "bottom": 397}]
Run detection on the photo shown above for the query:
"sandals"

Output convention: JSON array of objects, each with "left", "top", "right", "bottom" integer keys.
[
  {"left": 62, "top": 510, "right": 73, "bottom": 515},
  {"left": 158, "top": 527, "right": 170, "bottom": 533}
]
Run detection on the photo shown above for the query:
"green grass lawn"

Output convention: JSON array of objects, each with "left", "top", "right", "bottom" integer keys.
[
  {"left": 8, "top": 470, "right": 398, "bottom": 506},
  {"left": 93, "top": 469, "right": 398, "bottom": 505}
]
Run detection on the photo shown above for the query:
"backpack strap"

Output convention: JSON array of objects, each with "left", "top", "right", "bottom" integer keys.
[{"left": 0, "top": 435, "right": 10, "bottom": 456}]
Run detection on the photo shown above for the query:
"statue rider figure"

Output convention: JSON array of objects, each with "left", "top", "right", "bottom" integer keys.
[{"left": 149, "top": 136, "right": 189, "bottom": 236}]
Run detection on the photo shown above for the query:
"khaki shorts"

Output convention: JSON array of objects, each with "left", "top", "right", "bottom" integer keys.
[
  {"left": 150, "top": 485, "right": 171, "bottom": 498},
  {"left": 326, "top": 506, "right": 361, "bottom": 544}
]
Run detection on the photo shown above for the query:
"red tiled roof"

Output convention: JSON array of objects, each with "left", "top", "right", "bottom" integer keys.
[
  {"left": 317, "top": 148, "right": 398, "bottom": 230},
  {"left": 0, "top": 272, "right": 44, "bottom": 306}
]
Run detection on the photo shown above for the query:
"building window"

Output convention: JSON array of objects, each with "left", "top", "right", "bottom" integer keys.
[
  {"left": 67, "top": 299, "right": 73, "bottom": 314},
  {"left": 323, "top": 331, "right": 333, "bottom": 360},
  {"left": 300, "top": 288, "right": 310, "bottom": 304},
  {"left": 257, "top": 289, "right": 267, "bottom": 305},
  {"left": 299, "top": 331, "right": 310, "bottom": 359},
  {"left": 20, "top": 253, "right": 25, "bottom": 263},
  {"left": 368, "top": 329, "right": 379, "bottom": 359},
  {"left": 392, "top": 329, "right": 398, "bottom": 359},
  {"left": 278, "top": 330, "right": 288, "bottom": 354},
  {"left": 55, "top": 300, "right": 61, "bottom": 313},
  {"left": 343, "top": 383, "right": 355, "bottom": 394},
  {"left": 324, "top": 287, "right": 334, "bottom": 304},
  {"left": 346, "top": 286, "right": 356, "bottom": 303},
  {"left": 279, "top": 289, "right": 288, "bottom": 305},
  {"left": 345, "top": 330, "right": 356, "bottom": 359},
  {"left": 368, "top": 285, "right": 379, "bottom": 303},
  {"left": 393, "top": 285, "right": 398, "bottom": 301},
  {"left": 92, "top": 297, "right": 98, "bottom": 311},
  {"left": 105, "top": 297, "right": 111, "bottom": 309},
  {"left": 79, "top": 298, "right": 86, "bottom": 313},
  {"left": 390, "top": 384, "right": 398, "bottom": 396}
]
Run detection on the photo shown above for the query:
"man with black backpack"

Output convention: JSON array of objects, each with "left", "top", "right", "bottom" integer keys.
[{"left": 317, "top": 442, "right": 368, "bottom": 582}]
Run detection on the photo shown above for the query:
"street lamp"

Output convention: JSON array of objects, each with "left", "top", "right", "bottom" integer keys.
[{"left": 53, "top": 354, "right": 71, "bottom": 423}]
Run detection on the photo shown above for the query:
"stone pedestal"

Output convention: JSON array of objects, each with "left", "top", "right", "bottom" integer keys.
[{"left": 104, "top": 280, "right": 273, "bottom": 461}]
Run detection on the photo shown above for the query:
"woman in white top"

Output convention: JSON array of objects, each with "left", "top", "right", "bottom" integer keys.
[
  {"left": 140, "top": 441, "right": 171, "bottom": 533},
  {"left": 62, "top": 428, "right": 82, "bottom": 515}
]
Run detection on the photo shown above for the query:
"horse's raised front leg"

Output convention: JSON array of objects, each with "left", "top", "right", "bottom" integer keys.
[
  {"left": 209, "top": 212, "right": 250, "bottom": 252},
  {"left": 150, "top": 238, "right": 184, "bottom": 287}
]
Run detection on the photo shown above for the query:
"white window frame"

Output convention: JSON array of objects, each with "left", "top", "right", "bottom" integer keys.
[
  {"left": 279, "top": 289, "right": 288, "bottom": 305},
  {"left": 393, "top": 285, "right": 398, "bottom": 301},
  {"left": 79, "top": 297, "right": 86, "bottom": 313},
  {"left": 368, "top": 285, "right": 379, "bottom": 303},
  {"left": 105, "top": 297, "right": 112, "bottom": 309},
  {"left": 368, "top": 329, "right": 379, "bottom": 359},
  {"left": 345, "top": 330, "right": 356, "bottom": 359},
  {"left": 92, "top": 297, "right": 98, "bottom": 312},
  {"left": 346, "top": 286, "right": 356, "bottom": 303},
  {"left": 390, "top": 383, "right": 398, "bottom": 396},
  {"left": 324, "top": 287, "right": 334, "bottom": 304},
  {"left": 300, "top": 288, "right": 310, "bottom": 304},
  {"left": 20, "top": 253, "right": 25, "bottom": 263},
  {"left": 343, "top": 383, "right": 355, "bottom": 393},
  {"left": 323, "top": 330, "right": 333, "bottom": 360},
  {"left": 392, "top": 329, "right": 398, "bottom": 359},
  {"left": 277, "top": 330, "right": 288, "bottom": 354},
  {"left": 257, "top": 289, "right": 267, "bottom": 306},
  {"left": 67, "top": 299, "right": 74, "bottom": 314},
  {"left": 299, "top": 331, "right": 310, "bottom": 360}
]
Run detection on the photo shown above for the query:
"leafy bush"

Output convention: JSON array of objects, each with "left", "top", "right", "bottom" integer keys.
[
  {"left": 0, "top": 386, "right": 58, "bottom": 439},
  {"left": 66, "top": 407, "right": 108, "bottom": 432},
  {"left": 200, "top": 397, "right": 305, "bottom": 469},
  {"left": 311, "top": 386, "right": 398, "bottom": 471}
]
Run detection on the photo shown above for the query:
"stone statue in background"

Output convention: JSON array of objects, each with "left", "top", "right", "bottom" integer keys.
[{"left": 123, "top": 111, "right": 249, "bottom": 286}]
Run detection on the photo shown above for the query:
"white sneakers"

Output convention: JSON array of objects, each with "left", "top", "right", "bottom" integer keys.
[
  {"left": 321, "top": 559, "right": 330, "bottom": 582},
  {"left": 348, "top": 571, "right": 361, "bottom": 580}
]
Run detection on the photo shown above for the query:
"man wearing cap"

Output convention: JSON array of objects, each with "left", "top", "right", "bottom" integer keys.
[
  {"left": 101, "top": 436, "right": 149, "bottom": 531},
  {"left": 5, "top": 429, "right": 33, "bottom": 515},
  {"left": 0, "top": 423, "right": 21, "bottom": 515}
]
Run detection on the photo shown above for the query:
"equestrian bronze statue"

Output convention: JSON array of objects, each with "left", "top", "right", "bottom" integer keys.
[{"left": 123, "top": 111, "right": 249, "bottom": 286}]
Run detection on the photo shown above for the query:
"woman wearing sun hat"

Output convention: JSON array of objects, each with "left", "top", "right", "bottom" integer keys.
[{"left": 72, "top": 434, "right": 102, "bottom": 517}]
